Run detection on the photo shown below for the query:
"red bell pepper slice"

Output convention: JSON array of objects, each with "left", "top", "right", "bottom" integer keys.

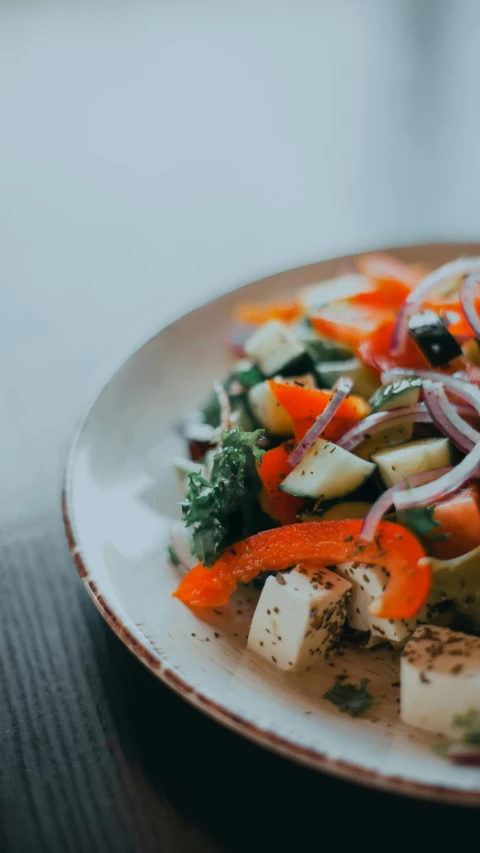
[
  {"left": 267, "top": 380, "right": 369, "bottom": 442},
  {"left": 234, "top": 300, "right": 301, "bottom": 325},
  {"left": 257, "top": 442, "right": 305, "bottom": 525},
  {"left": 173, "top": 520, "right": 429, "bottom": 619}
]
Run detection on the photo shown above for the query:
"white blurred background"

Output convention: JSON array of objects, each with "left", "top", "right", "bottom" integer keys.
[{"left": 1, "top": 0, "right": 480, "bottom": 521}]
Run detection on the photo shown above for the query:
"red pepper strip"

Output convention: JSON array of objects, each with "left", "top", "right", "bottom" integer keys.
[
  {"left": 357, "top": 318, "right": 429, "bottom": 379},
  {"left": 173, "top": 520, "right": 429, "bottom": 619},
  {"left": 257, "top": 442, "right": 305, "bottom": 525},
  {"left": 267, "top": 381, "right": 369, "bottom": 442},
  {"left": 233, "top": 300, "right": 301, "bottom": 325}
]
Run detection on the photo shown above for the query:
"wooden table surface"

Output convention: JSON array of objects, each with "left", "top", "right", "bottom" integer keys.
[{"left": 1, "top": 2, "right": 480, "bottom": 850}]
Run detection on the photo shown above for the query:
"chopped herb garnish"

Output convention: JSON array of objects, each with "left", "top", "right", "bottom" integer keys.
[
  {"left": 182, "top": 427, "right": 269, "bottom": 567},
  {"left": 323, "top": 677, "right": 375, "bottom": 717},
  {"left": 397, "top": 504, "right": 449, "bottom": 542}
]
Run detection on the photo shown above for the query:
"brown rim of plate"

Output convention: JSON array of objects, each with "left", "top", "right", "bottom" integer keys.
[{"left": 62, "top": 242, "right": 480, "bottom": 807}]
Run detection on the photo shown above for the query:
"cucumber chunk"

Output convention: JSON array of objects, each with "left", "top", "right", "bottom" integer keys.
[
  {"left": 368, "top": 376, "right": 422, "bottom": 413},
  {"left": 371, "top": 437, "right": 452, "bottom": 488},
  {"left": 316, "top": 357, "right": 379, "bottom": 398},
  {"left": 280, "top": 438, "right": 376, "bottom": 500},
  {"left": 245, "top": 320, "right": 311, "bottom": 377}
]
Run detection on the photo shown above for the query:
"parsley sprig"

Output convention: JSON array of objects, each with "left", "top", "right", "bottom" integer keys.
[
  {"left": 323, "top": 677, "right": 375, "bottom": 717},
  {"left": 182, "top": 427, "right": 267, "bottom": 567}
]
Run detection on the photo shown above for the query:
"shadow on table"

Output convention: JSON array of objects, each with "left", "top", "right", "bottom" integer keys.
[{"left": 102, "top": 622, "right": 478, "bottom": 852}]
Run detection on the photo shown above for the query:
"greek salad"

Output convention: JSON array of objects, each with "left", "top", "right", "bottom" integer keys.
[{"left": 170, "top": 253, "right": 480, "bottom": 757}]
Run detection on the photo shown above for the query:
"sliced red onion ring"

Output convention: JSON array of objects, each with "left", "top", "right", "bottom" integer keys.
[
  {"left": 336, "top": 404, "right": 433, "bottom": 452},
  {"left": 460, "top": 271, "right": 480, "bottom": 340},
  {"left": 288, "top": 376, "right": 353, "bottom": 467},
  {"left": 336, "top": 400, "right": 474, "bottom": 454},
  {"left": 394, "top": 438, "right": 480, "bottom": 512},
  {"left": 390, "top": 257, "right": 480, "bottom": 356},
  {"left": 422, "top": 380, "right": 479, "bottom": 453},
  {"left": 360, "top": 466, "right": 452, "bottom": 541},
  {"left": 214, "top": 381, "right": 231, "bottom": 431}
]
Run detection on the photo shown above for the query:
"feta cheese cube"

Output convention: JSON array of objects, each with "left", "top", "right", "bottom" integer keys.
[
  {"left": 247, "top": 566, "right": 351, "bottom": 672},
  {"left": 336, "top": 562, "right": 427, "bottom": 645},
  {"left": 401, "top": 625, "right": 480, "bottom": 737}
]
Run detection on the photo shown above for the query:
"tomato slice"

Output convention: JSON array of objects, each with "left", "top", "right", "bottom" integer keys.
[
  {"left": 173, "top": 520, "right": 429, "bottom": 619},
  {"left": 430, "top": 484, "right": 480, "bottom": 559},
  {"left": 258, "top": 442, "right": 305, "bottom": 525}
]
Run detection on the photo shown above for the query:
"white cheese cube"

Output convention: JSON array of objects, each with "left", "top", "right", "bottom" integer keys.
[
  {"left": 336, "top": 562, "right": 427, "bottom": 645},
  {"left": 401, "top": 625, "right": 480, "bottom": 737},
  {"left": 247, "top": 566, "right": 351, "bottom": 672},
  {"left": 244, "top": 320, "right": 305, "bottom": 377}
]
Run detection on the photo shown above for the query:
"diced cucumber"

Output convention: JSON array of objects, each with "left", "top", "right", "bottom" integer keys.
[
  {"left": 368, "top": 376, "right": 422, "bottom": 413},
  {"left": 353, "top": 422, "right": 414, "bottom": 461},
  {"left": 299, "top": 274, "right": 371, "bottom": 313},
  {"left": 316, "top": 357, "right": 379, "bottom": 398},
  {"left": 280, "top": 438, "right": 376, "bottom": 500},
  {"left": 244, "top": 320, "right": 311, "bottom": 377},
  {"left": 371, "top": 437, "right": 452, "bottom": 488},
  {"left": 248, "top": 381, "right": 293, "bottom": 436},
  {"left": 300, "top": 501, "right": 371, "bottom": 522},
  {"left": 408, "top": 310, "right": 462, "bottom": 367}
]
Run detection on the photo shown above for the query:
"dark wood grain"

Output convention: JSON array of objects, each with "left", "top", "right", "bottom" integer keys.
[
  {"left": 0, "top": 514, "right": 479, "bottom": 853},
  {"left": 3, "top": 1, "right": 480, "bottom": 850}
]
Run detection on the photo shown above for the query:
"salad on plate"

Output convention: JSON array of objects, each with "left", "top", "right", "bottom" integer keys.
[{"left": 169, "top": 253, "right": 480, "bottom": 759}]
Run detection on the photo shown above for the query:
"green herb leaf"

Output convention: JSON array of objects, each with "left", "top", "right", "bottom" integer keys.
[
  {"left": 181, "top": 427, "right": 267, "bottom": 567},
  {"left": 323, "top": 677, "right": 375, "bottom": 717},
  {"left": 397, "top": 504, "right": 440, "bottom": 538}
]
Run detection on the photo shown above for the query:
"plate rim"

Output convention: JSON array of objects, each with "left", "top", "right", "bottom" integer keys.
[{"left": 63, "top": 241, "right": 480, "bottom": 806}]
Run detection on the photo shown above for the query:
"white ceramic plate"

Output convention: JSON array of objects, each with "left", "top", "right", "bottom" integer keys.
[{"left": 64, "top": 243, "right": 480, "bottom": 805}]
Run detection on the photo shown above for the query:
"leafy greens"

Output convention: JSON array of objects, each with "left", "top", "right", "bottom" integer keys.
[
  {"left": 323, "top": 677, "right": 375, "bottom": 717},
  {"left": 182, "top": 427, "right": 268, "bottom": 567}
]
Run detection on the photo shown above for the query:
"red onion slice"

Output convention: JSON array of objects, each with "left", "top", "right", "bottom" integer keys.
[
  {"left": 460, "top": 271, "right": 480, "bottom": 340},
  {"left": 336, "top": 399, "right": 474, "bottom": 453},
  {"left": 422, "top": 380, "right": 479, "bottom": 452},
  {"left": 390, "top": 257, "right": 480, "bottom": 356},
  {"left": 288, "top": 376, "right": 353, "bottom": 467},
  {"left": 336, "top": 404, "right": 433, "bottom": 452},
  {"left": 214, "top": 381, "right": 231, "bottom": 431},
  {"left": 394, "top": 439, "right": 480, "bottom": 512},
  {"left": 360, "top": 466, "right": 452, "bottom": 541}
]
